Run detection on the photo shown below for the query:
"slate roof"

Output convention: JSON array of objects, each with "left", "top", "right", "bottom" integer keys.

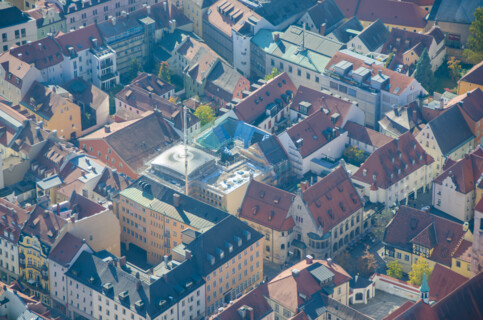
[
  {"left": 286, "top": 110, "right": 339, "bottom": 158},
  {"left": 427, "top": 105, "right": 474, "bottom": 156},
  {"left": 254, "top": 0, "right": 316, "bottom": 27},
  {"left": 385, "top": 272, "right": 483, "bottom": 320},
  {"left": 290, "top": 85, "right": 354, "bottom": 126},
  {"left": 234, "top": 72, "right": 296, "bottom": 125},
  {"left": 383, "top": 206, "right": 466, "bottom": 267},
  {"left": 80, "top": 111, "right": 180, "bottom": 172},
  {"left": 329, "top": 17, "right": 364, "bottom": 43},
  {"left": 356, "top": 19, "right": 389, "bottom": 52},
  {"left": 239, "top": 180, "right": 295, "bottom": 231},
  {"left": 344, "top": 120, "right": 393, "bottom": 149},
  {"left": 427, "top": 0, "right": 482, "bottom": 24},
  {"left": 0, "top": 6, "right": 31, "bottom": 28},
  {"left": 447, "top": 88, "right": 483, "bottom": 124},
  {"left": 303, "top": 166, "right": 363, "bottom": 231},
  {"left": 460, "top": 62, "right": 483, "bottom": 87},
  {"left": 305, "top": 0, "right": 345, "bottom": 35},
  {"left": 353, "top": 132, "right": 433, "bottom": 189},
  {"left": 257, "top": 135, "right": 289, "bottom": 166},
  {"left": 433, "top": 147, "right": 483, "bottom": 194},
  {"left": 205, "top": 60, "right": 245, "bottom": 102}
]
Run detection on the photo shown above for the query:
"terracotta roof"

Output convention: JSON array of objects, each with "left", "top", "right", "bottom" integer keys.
[
  {"left": 357, "top": 0, "right": 428, "bottom": 28},
  {"left": 0, "top": 52, "right": 35, "bottom": 89},
  {"left": 80, "top": 111, "right": 180, "bottom": 172},
  {"left": 62, "top": 78, "right": 108, "bottom": 111},
  {"left": 475, "top": 197, "right": 483, "bottom": 213},
  {"left": 286, "top": 110, "right": 339, "bottom": 158},
  {"left": 386, "top": 272, "right": 483, "bottom": 320},
  {"left": 205, "top": 60, "right": 247, "bottom": 102},
  {"left": 116, "top": 85, "right": 178, "bottom": 118},
  {"left": 22, "top": 206, "right": 67, "bottom": 247},
  {"left": 9, "top": 37, "right": 63, "bottom": 70},
  {"left": 48, "top": 232, "right": 85, "bottom": 266},
  {"left": 175, "top": 36, "right": 212, "bottom": 63},
  {"left": 68, "top": 192, "right": 106, "bottom": 220},
  {"left": 381, "top": 27, "right": 438, "bottom": 58},
  {"left": 303, "top": 166, "right": 362, "bottom": 231},
  {"left": 0, "top": 198, "right": 29, "bottom": 244},
  {"left": 239, "top": 180, "right": 295, "bottom": 231},
  {"left": 326, "top": 52, "right": 419, "bottom": 96},
  {"left": 460, "top": 61, "right": 483, "bottom": 86},
  {"left": 453, "top": 239, "right": 472, "bottom": 263},
  {"left": 344, "top": 120, "right": 393, "bottom": 148},
  {"left": 291, "top": 85, "right": 354, "bottom": 126},
  {"left": 353, "top": 132, "right": 433, "bottom": 189},
  {"left": 186, "top": 47, "right": 219, "bottom": 84},
  {"left": 93, "top": 167, "right": 129, "bottom": 198},
  {"left": 55, "top": 24, "right": 103, "bottom": 56},
  {"left": 334, "top": 0, "right": 359, "bottom": 18},
  {"left": 452, "top": 88, "right": 483, "bottom": 123},
  {"left": 383, "top": 206, "right": 466, "bottom": 267},
  {"left": 204, "top": 0, "right": 262, "bottom": 36},
  {"left": 235, "top": 72, "right": 296, "bottom": 125},
  {"left": 433, "top": 147, "right": 483, "bottom": 194}
]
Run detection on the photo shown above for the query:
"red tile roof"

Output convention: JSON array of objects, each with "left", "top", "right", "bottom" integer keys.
[
  {"left": 204, "top": 0, "right": 262, "bottom": 36},
  {"left": 452, "top": 88, "right": 483, "bottom": 123},
  {"left": 352, "top": 0, "right": 428, "bottom": 28},
  {"left": 386, "top": 272, "right": 483, "bottom": 320},
  {"left": 49, "top": 232, "right": 85, "bottom": 266},
  {"left": 352, "top": 132, "right": 433, "bottom": 189},
  {"left": 475, "top": 197, "right": 483, "bottom": 213},
  {"left": 291, "top": 85, "right": 354, "bottom": 127},
  {"left": 325, "top": 51, "right": 419, "bottom": 96},
  {"left": 383, "top": 206, "right": 466, "bottom": 267},
  {"left": 303, "top": 166, "right": 363, "bottom": 231},
  {"left": 433, "top": 147, "right": 483, "bottom": 194},
  {"left": 55, "top": 24, "right": 103, "bottom": 56},
  {"left": 22, "top": 206, "right": 67, "bottom": 247},
  {"left": 453, "top": 239, "right": 472, "bottom": 263},
  {"left": 286, "top": 110, "right": 339, "bottom": 158},
  {"left": 344, "top": 120, "right": 393, "bottom": 148},
  {"left": 427, "top": 264, "right": 467, "bottom": 301},
  {"left": 0, "top": 198, "right": 29, "bottom": 244},
  {"left": 9, "top": 37, "right": 63, "bottom": 70},
  {"left": 235, "top": 72, "right": 296, "bottom": 124},
  {"left": 459, "top": 61, "right": 483, "bottom": 87},
  {"left": 239, "top": 180, "right": 295, "bottom": 231}
]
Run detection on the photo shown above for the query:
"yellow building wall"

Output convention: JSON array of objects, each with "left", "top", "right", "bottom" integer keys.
[
  {"left": 451, "top": 257, "right": 471, "bottom": 278},
  {"left": 18, "top": 235, "right": 51, "bottom": 305},
  {"left": 457, "top": 80, "right": 483, "bottom": 95},
  {"left": 183, "top": 0, "right": 204, "bottom": 36}
]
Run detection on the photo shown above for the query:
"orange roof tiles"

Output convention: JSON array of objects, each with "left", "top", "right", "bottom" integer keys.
[
  {"left": 204, "top": 0, "right": 262, "bottom": 36},
  {"left": 344, "top": 120, "right": 393, "bottom": 148},
  {"left": 239, "top": 180, "right": 295, "bottom": 231},
  {"left": 303, "top": 166, "right": 362, "bottom": 231}
]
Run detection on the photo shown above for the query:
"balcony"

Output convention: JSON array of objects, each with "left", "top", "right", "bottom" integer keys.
[
  {"left": 101, "top": 59, "right": 114, "bottom": 69},
  {"left": 100, "top": 71, "right": 118, "bottom": 82}
]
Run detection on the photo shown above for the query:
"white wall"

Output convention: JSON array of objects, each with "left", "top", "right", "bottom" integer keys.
[
  {"left": 432, "top": 176, "right": 474, "bottom": 222},
  {"left": 371, "top": 274, "right": 419, "bottom": 301}
]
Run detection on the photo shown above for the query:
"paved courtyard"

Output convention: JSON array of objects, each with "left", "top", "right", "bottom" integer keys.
[{"left": 351, "top": 290, "right": 410, "bottom": 320}]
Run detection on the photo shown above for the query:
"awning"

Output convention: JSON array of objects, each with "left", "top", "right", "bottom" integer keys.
[{"left": 291, "top": 239, "right": 307, "bottom": 250}]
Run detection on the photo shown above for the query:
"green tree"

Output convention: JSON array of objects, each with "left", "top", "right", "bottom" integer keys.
[
  {"left": 158, "top": 61, "right": 171, "bottom": 83},
  {"left": 372, "top": 209, "right": 394, "bottom": 242},
  {"left": 387, "top": 260, "right": 403, "bottom": 279},
  {"left": 409, "top": 258, "right": 433, "bottom": 286},
  {"left": 194, "top": 105, "right": 215, "bottom": 126},
  {"left": 343, "top": 145, "right": 366, "bottom": 165},
  {"left": 447, "top": 57, "right": 462, "bottom": 81},
  {"left": 335, "top": 250, "right": 356, "bottom": 274},
  {"left": 264, "top": 67, "right": 282, "bottom": 81},
  {"left": 125, "top": 58, "right": 143, "bottom": 83},
  {"left": 357, "top": 246, "right": 378, "bottom": 277},
  {"left": 413, "top": 48, "right": 434, "bottom": 94},
  {"left": 464, "top": 7, "right": 483, "bottom": 64}
]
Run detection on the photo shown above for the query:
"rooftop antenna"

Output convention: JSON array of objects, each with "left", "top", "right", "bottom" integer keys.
[
  {"left": 301, "top": 22, "right": 306, "bottom": 51},
  {"left": 183, "top": 105, "right": 189, "bottom": 195}
]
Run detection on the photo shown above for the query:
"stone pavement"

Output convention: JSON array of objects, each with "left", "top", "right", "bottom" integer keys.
[{"left": 352, "top": 290, "right": 410, "bottom": 320}]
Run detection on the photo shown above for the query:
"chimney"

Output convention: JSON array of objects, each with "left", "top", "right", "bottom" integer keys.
[
  {"left": 173, "top": 193, "right": 181, "bottom": 207},
  {"left": 56, "top": 203, "right": 60, "bottom": 215},
  {"left": 291, "top": 269, "right": 300, "bottom": 277},
  {"left": 319, "top": 22, "right": 326, "bottom": 35},
  {"left": 146, "top": 5, "right": 151, "bottom": 15},
  {"left": 163, "top": 1, "right": 167, "bottom": 11},
  {"left": 163, "top": 255, "right": 169, "bottom": 264},
  {"left": 327, "top": 258, "right": 333, "bottom": 266},
  {"left": 300, "top": 181, "right": 309, "bottom": 191},
  {"left": 355, "top": 273, "right": 359, "bottom": 283},
  {"left": 104, "top": 125, "right": 110, "bottom": 133},
  {"left": 273, "top": 33, "right": 279, "bottom": 42},
  {"left": 305, "top": 255, "right": 313, "bottom": 264},
  {"left": 136, "top": 280, "right": 141, "bottom": 290},
  {"left": 185, "top": 249, "right": 192, "bottom": 260},
  {"left": 119, "top": 256, "right": 127, "bottom": 267}
]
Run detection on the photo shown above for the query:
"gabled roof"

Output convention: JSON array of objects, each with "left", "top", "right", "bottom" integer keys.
[
  {"left": 356, "top": 19, "right": 389, "bottom": 52},
  {"left": 63, "top": 78, "right": 108, "bottom": 110},
  {"left": 239, "top": 180, "right": 295, "bottom": 231},
  {"left": 254, "top": 0, "right": 316, "bottom": 27},
  {"left": 55, "top": 24, "right": 104, "bottom": 56},
  {"left": 427, "top": 263, "right": 467, "bottom": 302},
  {"left": 381, "top": 27, "right": 441, "bottom": 59},
  {"left": 286, "top": 110, "right": 339, "bottom": 158},
  {"left": 452, "top": 88, "right": 483, "bottom": 124},
  {"left": 383, "top": 206, "right": 466, "bottom": 267},
  {"left": 290, "top": 85, "right": 354, "bottom": 126},
  {"left": 459, "top": 61, "right": 483, "bottom": 86},
  {"left": 329, "top": 17, "right": 364, "bottom": 43},
  {"left": 303, "top": 166, "right": 362, "bottom": 231},
  {"left": 9, "top": 37, "right": 63, "bottom": 70},
  {"left": 22, "top": 206, "right": 67, "bottom": 247},
  {"left": 49, "top": 232, "right": 85, "bottom": 266},
  {"left": 427, "top": 0, "right": 481, "bottom": 24},
  {"left": 234, "top": 72, "right": 296, "bottom": 125},
  {"left": 433, "top": 147, "right": 483, "bottom": 194},
  {"left": 0, "top": 7, "right": 31, "bottom": 28},
  {"left": 204, "top": 0, "right": 262, "bottom": 36},
  {"left": 305, "top": 0, "right": 345, "bottom": 35},
  {"left": 427, "top": 105, "right": 474, "bottom": 156},
  {"left": 0, "top": 198, "right": 29, "bottom": 244},
  {"left": 80, "top": 111, "right": 180, "bottom": 172},
  {"left": 344, "top": 120, "right": 393, "bottom": 149},
  {"left": 353, "top": 132, "right": 433, "bottom": 189},
  {"left": 205, "top": 60, "right": 246, "bottom": 102},
  {"left": 256, "top": 135, "right": 289, "bottom": 166}
]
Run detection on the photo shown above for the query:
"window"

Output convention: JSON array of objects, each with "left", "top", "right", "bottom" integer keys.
[
  {"left": 456, "top": 261, "right": 461, "bottom": 268},
  {"left": 297, "top": 69, "right": 301, "bottom": 76},
  {"left": 397, "top": 252, "right": 402, "bottom": 259}
]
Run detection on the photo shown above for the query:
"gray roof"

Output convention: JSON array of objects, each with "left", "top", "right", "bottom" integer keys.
[
  {"left": 205, "top": 61, "right": 244, "bottom": 102},
  {"left": 357, "top": 19, "right": 389, "bottom": 52},
  {"left": 306, "top": 0, "right": 345, "bottom": 35},
  {"left": 254, "top": 0, "right": 316, "bottom": 27},
  {"left": 0, "top": 7, "right": 31, "bottom": 28},
  {"left": 308, "top": 263, "right": 335, "bottom": 283},
  {"left": 329, "top": 17, "right": 363, "bottom": 43},
  {"left": 428, "top": 106, "right": 474, "bottom": 156},
  {"left": 257, "top": 135, "right": 288, "bottom": 166},
  {"left": 428, "top": 0, "right": 483, "bottom": 24}
]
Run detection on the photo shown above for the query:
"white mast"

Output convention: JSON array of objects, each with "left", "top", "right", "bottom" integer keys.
[{"left": 184, "top": 105, "right": 189, "bottom": 195}]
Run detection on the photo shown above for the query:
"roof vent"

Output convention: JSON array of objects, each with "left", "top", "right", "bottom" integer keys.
[{"left": 292, "top": 269, "right": 300, "bottom": 277}]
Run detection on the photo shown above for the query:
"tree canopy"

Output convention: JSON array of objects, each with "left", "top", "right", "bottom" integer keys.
[
  {"left": 357, "top": 246, "right": 378, "bottom": 277},
  {"left": 409, "top": 258, "right": 433, "bottom": 286},
  {"left": 413, "top": 48, "right": 434, "bottom": 94},
  {"left": 265, "top": 68, "right": 282, "bottom": 81},
  {"left": 448, "top": 57, "right": 463, "bottom": 81},
  {"left": 158, "top": 61, "right": 171, "bottom": 83},
  {"left": 387, "top": 260, "right": 403, "bottom": 279},
  {"left": 464, "top": 7, "right": 483, "bottom": 64},
  {"left": 194, "top": 105, "right": 215, "bottom": 126}
]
